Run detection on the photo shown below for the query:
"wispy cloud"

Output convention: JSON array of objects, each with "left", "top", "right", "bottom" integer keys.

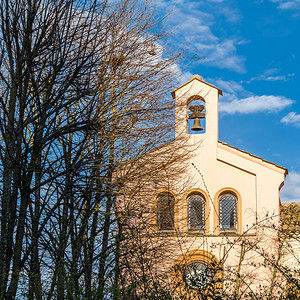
[
  {"left": 264, "top": 68, "right": 280, "bottom": 75},
  {"left": 221, "top": 7, "right": 243, "bottom": 23},
  {"left": 281, "top": 112, "right": 300, "bottom": 127},
  {"left": 204, "top": 39, "right": 246, "bottom": 73},
  {"left": 219, "top": 95, "right": 294, "bottom": 114},
  {"left": 245, "top": 68, "right": 295, "bottom": 83},
  {"left": 280, "top": 170, "right": 300, "bottom": 203},
  {"left": 154, "top": 0, "right": 246, "bottom": 73},
  {"left": 213, "top": 79, "right": 249, "bottom": 101},
  {"left": 270, "top": 0, "right": 300, "bottom": 10},
  {"left": 178, "top": 71, "right": 193, "bottom": 85},
  {"left": 246, "top": 73, "right": 294, "bottom": 83}
]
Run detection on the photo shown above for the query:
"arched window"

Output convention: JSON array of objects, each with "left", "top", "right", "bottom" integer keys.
[
  {"left": 188, "top": 194, "right": 206, "bottom": 230},
  {"left": 157, "top": 194, "right": 175, "bottom": 230},
  {"left": 219, "top": 193, "right": 237, "bottom": 231}
]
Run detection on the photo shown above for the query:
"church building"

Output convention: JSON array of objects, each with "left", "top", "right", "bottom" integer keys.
[{"left": 121, "top": 75, "right": 288, "bottom": 298}]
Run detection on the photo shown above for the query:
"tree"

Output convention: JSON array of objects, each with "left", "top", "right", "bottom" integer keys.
[{"left": 0, "top": 0, "right": 185, "bottom": 298}]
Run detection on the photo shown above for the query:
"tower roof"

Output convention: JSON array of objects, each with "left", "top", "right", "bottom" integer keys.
[{"left": 171, "top": 75, "right": 223, "bottom": 99}]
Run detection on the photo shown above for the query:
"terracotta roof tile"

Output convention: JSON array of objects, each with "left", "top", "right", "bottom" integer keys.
[{"left": 281, "top": 203, "right": 300, "bottom": 236}]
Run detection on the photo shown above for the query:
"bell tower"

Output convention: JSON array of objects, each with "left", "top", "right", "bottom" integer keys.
[{"left": 172, "top": 75, "right": 222, "bottom": 155}]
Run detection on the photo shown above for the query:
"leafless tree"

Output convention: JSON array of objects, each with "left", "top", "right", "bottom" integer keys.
[{"left": 0, "top": 0, "right": 188, "bottom": 298}]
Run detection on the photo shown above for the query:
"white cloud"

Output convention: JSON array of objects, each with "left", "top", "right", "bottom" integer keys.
[
  {"left": 213, "top": 79, "right": 247, "bottom": 100},
  {"left": 246, "top": 69, "right": 295, "bottom": 83},
  {"left": 179, "top": 17, "right": 217, "bottom": 42},
  {"left": 205, "top": 40, "right": 246, "bottom": 73},
  {"left": 280, "top": 170, "right": 300, "bottom": 203},
  {"left": 208, "top": 78, "right": 295, "bottom": 116},
  {"left": 219, "top": 95, "right": 294, "bottom": 114},
  {"left": 270, "top": 0, "right": 300, "bottom": 10},
  {"left": 178, "top": 71, "right": 193, "bottom": 85},
  {"left": 281, "top": 112, "right": 300, "bottom": 127},
  {"left": 154, "top": 0, "right": 246, "bottom": 73},
  {"left": 245, "top": 68, "right": 295, "bottom": 83},
  {"left": 247, "top": 73, "right": 294, "bottom": 83},
  {"left": 263, "top": 68, "right": 280, "bottom": 76},
  {"left": 221, "top": 7, "right": 243, "bottom": 23}
]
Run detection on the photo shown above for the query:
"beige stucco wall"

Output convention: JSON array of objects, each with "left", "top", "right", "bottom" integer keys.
[
  {"left": 163, "top": 75, "right": 287, "bottom": 296},
  {"left": 119, "top": 76, "right": 287, "bottom": 298}
]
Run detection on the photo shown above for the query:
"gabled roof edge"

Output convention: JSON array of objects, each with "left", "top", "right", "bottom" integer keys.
[
  {"left": 218, "top": 140, "right": 288, "bottom": 174},
  {"left": 171, "top": 75, "right": 223, "bottom": 99}
]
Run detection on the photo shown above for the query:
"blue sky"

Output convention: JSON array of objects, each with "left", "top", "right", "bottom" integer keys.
[{"left": 155, "top": 0, "right": 300, "bottom": 202}]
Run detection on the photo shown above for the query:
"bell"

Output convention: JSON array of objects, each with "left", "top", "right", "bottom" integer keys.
[{"left": 191, "top": 118, "right": 203, "bottom": 131}]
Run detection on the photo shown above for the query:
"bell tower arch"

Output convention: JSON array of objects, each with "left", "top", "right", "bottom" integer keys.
[
  {"left": 187, "top": 96, "right": 206, "bottom": 133},
  {"left": 172, "top": 75, "right": 222, "bottom": 155}
]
